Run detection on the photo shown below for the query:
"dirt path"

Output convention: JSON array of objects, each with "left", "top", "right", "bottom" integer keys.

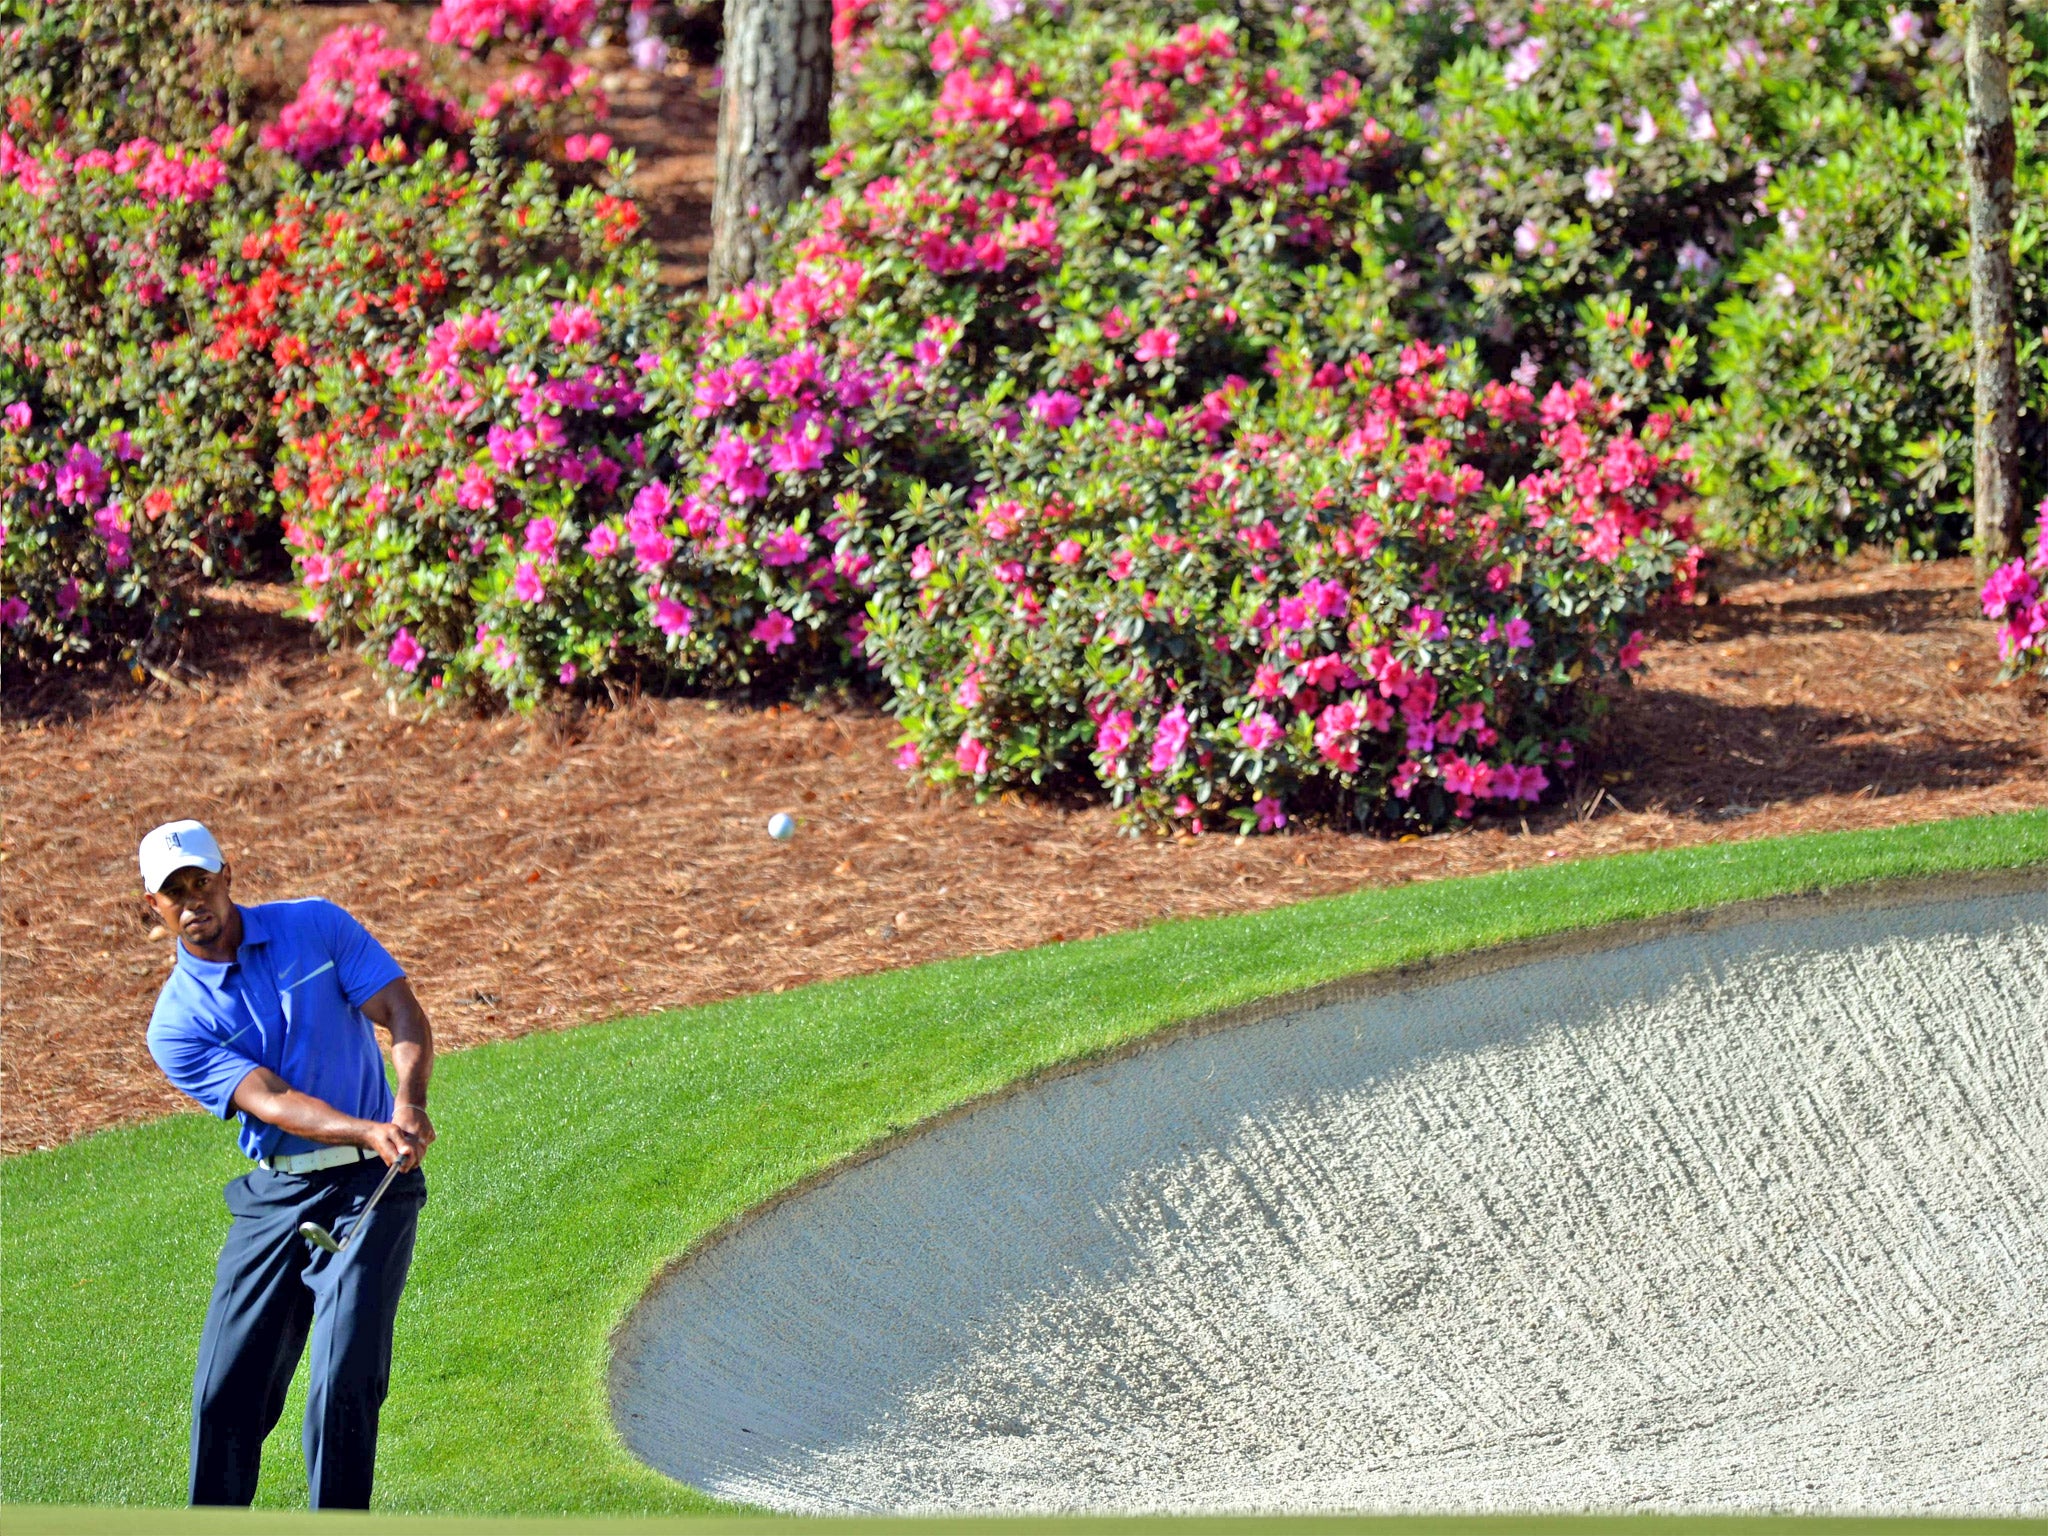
[{"left": 4, "top": 556, "right": 2041, "bottom": 1153}]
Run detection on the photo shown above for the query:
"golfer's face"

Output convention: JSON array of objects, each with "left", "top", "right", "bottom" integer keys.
[{"left": 152, "top": 864, "right": 233, "bottom": 948}]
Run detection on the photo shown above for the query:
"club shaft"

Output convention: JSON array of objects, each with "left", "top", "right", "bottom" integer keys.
[{"left": 338, "top": 1156, "right": 406, "bottom": 1250}]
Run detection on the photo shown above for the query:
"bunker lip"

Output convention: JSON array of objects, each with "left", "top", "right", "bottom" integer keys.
[{"left": 608, "top": 866, "right": 2048, "bottom": 1512}]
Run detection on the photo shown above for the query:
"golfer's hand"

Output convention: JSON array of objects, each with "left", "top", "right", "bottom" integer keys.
[
  {"left": 393, "top": 1102, "right": 436, "bottom": 1159},
  {"left": 361, "top": 1120, "right": 422, "bottom": 1171}
]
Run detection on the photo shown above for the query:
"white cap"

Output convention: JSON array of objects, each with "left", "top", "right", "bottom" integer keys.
[{"left": 139, "top": 820, "right": 225, "bottom": 894}]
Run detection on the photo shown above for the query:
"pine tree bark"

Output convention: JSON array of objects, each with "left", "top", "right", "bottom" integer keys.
[
  {"left": 708, "top": 0, "right": 834, "bottom": 295},
  {"left": 1966, "top": 0, "right": 2024, "bottom": 571}
]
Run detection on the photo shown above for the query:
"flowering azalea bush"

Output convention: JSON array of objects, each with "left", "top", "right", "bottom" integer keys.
[
  {"left": 218, "top": 142, "right": 683, "bottom": 704},
  {"left": 865, "top": 309, "right": 1699, "bottom": 831},
  {"left": 0, "top": 116, "right": 277, "bottom": 665},
  {"left": 1980, "top": 500, "right": 2048, "bottom": 680},
  {"left": 261, "top": 24, "right": 470, "bottom": 170},
  {"left": 1409, "top": 0, "right": 1928, "bottom": 388}
]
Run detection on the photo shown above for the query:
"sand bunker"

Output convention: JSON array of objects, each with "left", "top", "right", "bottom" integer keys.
[{"left": 612, "top": 883, "right": 2048, "bottom": 1513}]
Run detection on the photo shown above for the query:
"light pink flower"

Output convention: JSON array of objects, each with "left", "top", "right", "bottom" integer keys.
[
  {"left": 1238, "top": 712, "right": 1283, "bottom": 751},
  {"left": 1584, "top": 166, "right": 1617, "bottom": 206},
  {"left": 895, "top": 742, "right": 923, "bottom": 771},
  {"left": 584, "top": 523, "right": 620, "bottom": 558},
  {"left": 955, "top": 734, "right": 991, "bottom": 776},
  {"left": 1503, "top": 35, "right": 1548, "bottom": 87}
]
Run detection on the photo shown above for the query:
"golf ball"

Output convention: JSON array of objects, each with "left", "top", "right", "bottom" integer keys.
[{"left": 767, "top": 812, "right": 797, "bottom": 842}]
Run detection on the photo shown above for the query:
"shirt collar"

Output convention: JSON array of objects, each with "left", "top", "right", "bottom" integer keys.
[{"left": 174, "top": 904, "right": 267, "bottom": 988}]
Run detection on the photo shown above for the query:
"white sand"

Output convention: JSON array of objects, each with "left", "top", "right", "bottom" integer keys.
[{"left": 612, "top": 886, "right": 2048, "bottom": 1513}]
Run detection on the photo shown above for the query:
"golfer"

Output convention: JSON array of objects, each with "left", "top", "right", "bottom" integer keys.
[{"left": 141, "top": 819, "right": 433, "bottom": 1510}]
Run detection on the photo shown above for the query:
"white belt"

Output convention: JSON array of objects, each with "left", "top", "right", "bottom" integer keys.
[{"left": 259, "top": 1145, "right": 372, "bottom": 1175}]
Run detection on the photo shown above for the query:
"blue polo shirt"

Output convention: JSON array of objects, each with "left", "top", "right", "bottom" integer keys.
[{"left": 147, "top": 899, "right": 406, "bottom": 1161}]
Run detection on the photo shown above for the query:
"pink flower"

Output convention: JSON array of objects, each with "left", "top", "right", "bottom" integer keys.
[
  {"left": 2, "top": 402, "right": 29, "bottom": 433},
  {"left": 752, "top": 610, "right": 797, "bottom": 652},
  {"left": 584, "top": 523, "right": 620, "bottom": 558},
  {"left": 512, "top": 561, "right": 546, "bottom": 603},
  {"left": 767, "top": 410, "right": 835, "bottom": 475},
  {"left": 1053, "top": 537, "right": 1084, "bottom": 565},
  {"left": 1618, "top": 630, "right": 1647, "bottom": 670},
  {"left": 563, "top": 131, "right": 613, "bottom": 162},
  {"left": 1505, "top": 616, "right": 1534, "bottom": 650},
  {"left": 523, "top": 516, "right": 559, "bottom": 556},
  {"left": 1096, "top": 708, "right": 1136, "bottom": 760},
  {"left": 1133, "top": 328, "right": 1179, "bottom": 364},
  {"left": 955, "top": 734, "right": 991, "bottom": 776},
  {"left": 558, "top": 662, "right": 579, "bottom": 684},
  {"left": 954, "top": 670, "right": 981, "bottom": 707},
  {"left": 1584, "top": 166, "right": 1617, "bottom": 206},
  {"left": 1148, "top": 705, "right": 1190, "bottom": 773},
  {"left": 652, "top": 595, "right": 693, "bottom": 637},
  {"left": 1255, "top": 796, "right": 1287, "bottom": 833},
  {"left": 457, "top": 465, "right": 496, "bottom": 511},
  {"left": 895, "top": 742, "right": 923, "bottom": 771},
  {"left": 388, "top": 627, "right": 425, "bottom": 673},
  {"left": 1981, "top": 558, "right": 2040, "bottom": 617},
  {"left": 0, "top": 596, "right": 30, "bottom": 628},
  {"left": 1028, "top": 389, "right": 1082, "bottom": 428},
  {"left": 633, "top": 532, "right": 675, "bottom": 573},
  {"left": 1889, "top": 11, "right": 1924, "bottom": 45},
  {"left": 1391, "top": 759, "right": 1422, "bottom": 799},
  {"left": 1677, "top": 76, "right": 1716, "bottom": 141},
  {"left": 760, "top": 527, "right": 815, "bottom": 567},
  {"left": 549, "top": 303, "right": 600, "bottom": 347},
  {"left": 1503, "top": 35, "right": 1548, "bottom": 87},
  {"left": 1238, "top": 711, "right": 1283, "bottom": 751}
]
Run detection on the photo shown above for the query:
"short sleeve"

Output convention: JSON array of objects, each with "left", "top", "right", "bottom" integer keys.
[
  {"left": 316, "top": 901, "right": 406, "bottom": 1007},
  {"left": 148, "top": 1002, "right": 261, "bottom": 1121}
]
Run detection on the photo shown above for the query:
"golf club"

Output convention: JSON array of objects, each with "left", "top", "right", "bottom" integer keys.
[{"left": 299, "top": 1152, "right": 407, "bottom": 1255}]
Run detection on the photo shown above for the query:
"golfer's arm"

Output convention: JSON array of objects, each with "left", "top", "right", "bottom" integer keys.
[
  {"left": 363, "top": 978, "right": 433, "bottom": 1111},
  {"left": 229, "top": 1068, "right": 384, "bottom": 1149}
]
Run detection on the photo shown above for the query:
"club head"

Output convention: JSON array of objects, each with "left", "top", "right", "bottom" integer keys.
[{"left": 298, "top": 1220, "right": 345, "bottom": 1255}]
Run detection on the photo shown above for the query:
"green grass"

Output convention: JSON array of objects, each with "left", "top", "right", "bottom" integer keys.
[
  {"left": 7, "top": 1515, "right": 2042, "bottom": 1536},
  {"left": 13, "top": 1516, "right": 2043, "bottom": 1536},
  {"left": 6, "top": 812, "right": 2047, "bottom": 1517}
]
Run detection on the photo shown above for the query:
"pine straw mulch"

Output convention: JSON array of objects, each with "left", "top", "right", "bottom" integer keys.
[{"left": 3, "top": 553, "right": 2044, "bottom": 1153}]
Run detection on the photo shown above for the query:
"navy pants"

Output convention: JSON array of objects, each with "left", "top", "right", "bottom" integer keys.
[{"left": 190, "top": 1159, "right": 425, "bottom": 1509}]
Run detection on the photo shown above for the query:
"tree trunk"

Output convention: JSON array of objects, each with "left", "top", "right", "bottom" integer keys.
[
  {"left": 708, "top": 0, "right": 833, "bottom": 295},
  {"left": 1966, "top": 0, "right": 2024, "bottom": 571}
]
